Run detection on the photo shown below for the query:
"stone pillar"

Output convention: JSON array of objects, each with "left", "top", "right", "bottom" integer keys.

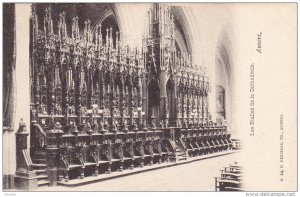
[
  {"left": 3, "top": 4, "right": 16, "bottom": 189},
  {"left": 13, "top": 4, "right": 32, "bottom": 190},
  {"left": 208, "top": 60, "right": 216, "bottom": 123},
  {"left": 3, "top": 127, "right": 16, "bottom": 189},
  {"left": 15, "top": 2, "right": 31, "bottom": 157}
]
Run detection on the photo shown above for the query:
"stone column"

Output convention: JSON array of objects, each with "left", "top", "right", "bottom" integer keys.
[
  {"left": 208, "top": 64, "right": 216, "bottom": 122},
  {"left": 3, "top": 127, "right": 15, "bottom": 189},
  {"left": 3, "top": 4, "right": 16, "bottom": 189},
  {"left": 13, "top": 4, "right": 32, "bottom": 190}
]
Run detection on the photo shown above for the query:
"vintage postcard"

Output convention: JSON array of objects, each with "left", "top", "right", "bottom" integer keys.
[{"left": 2, "top": 2, "right": 297, "bottom": 193}]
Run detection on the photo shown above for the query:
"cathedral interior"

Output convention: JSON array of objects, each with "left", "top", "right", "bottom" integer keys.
[{"left": 3, "top": 3, "right": 240, "bottom": 190}]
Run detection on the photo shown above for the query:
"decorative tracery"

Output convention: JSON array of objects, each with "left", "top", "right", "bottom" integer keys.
[{"left": 31, "top": 3, "right": 211, "bottom": 134}]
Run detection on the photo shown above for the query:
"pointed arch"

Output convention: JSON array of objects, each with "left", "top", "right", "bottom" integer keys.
[{"left": 215, "top": 25, "right": 233, "bottom": 126}]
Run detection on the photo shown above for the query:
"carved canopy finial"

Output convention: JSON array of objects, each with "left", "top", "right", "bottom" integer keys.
[{"left": 18, "top": 118, "right": 27, "bottom": 133}]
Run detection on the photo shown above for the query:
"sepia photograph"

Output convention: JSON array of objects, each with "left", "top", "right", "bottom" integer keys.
[{"left": 2, "top": 2, "right": 297, "bottom": 194}]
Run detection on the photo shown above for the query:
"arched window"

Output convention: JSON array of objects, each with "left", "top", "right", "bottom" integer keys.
[
  {"left": 216, "top": 85, "right": 225, "bottom": 120},
  {"left": 215, "top": 27, "right": 232, "bottom": 126}
]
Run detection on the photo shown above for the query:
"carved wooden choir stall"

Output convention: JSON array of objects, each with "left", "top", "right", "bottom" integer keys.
[
  {"left": 27, "top": 4, "right": 233, "bottom": 187},
  {"left": 215, "top": 162, "right": 243, "bottom": 191}
]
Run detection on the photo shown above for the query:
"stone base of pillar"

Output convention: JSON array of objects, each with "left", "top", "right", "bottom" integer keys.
[
  {"left": 46, "top": 168, "right": 58, "bottom": 186},
  {"left": 14, "top": 171, "right": 38, "bottom": 190},
  {"left": 3, "top": 174, "right": 15, "bottom": 189},
  {"left": 3, "top": 127, "right": 16, "bottom": 190}
]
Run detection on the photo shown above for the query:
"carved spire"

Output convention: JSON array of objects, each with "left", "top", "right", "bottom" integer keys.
[
  {"left": 44, "top": 7, "right": 53, "bottom": 37},
  {"left": 95, "top": 24, "right": 99, "bottom": 50},
  {"left": 58, "top": 12, "right": 67, "bottom": 41},
  {"left": 31, "top": 4, "right": 39, "bottom": 60},
  {"left": 84, "top": 20, "right": 87, "bottom": 44},
  {"left": 106, "top": 28, "right": 109, "bottom": 52},
  {"left": 95, "top": 24, "right": 103, "bottom": 52},
  {"left": 72, "top": 16, "right": 80, "bottom": 41},
  {"left": 83, "top": 19, "right": 92, "bottom": 44},
  {"left": 99, "top": 24, "right": 103, "bottom": 46},
  {"left": 31, "top": 4, "right": 38, "bottom": 37},
  {"left": 116, "top": 31, "right": 119, "bottom": 53},
  {"left": 109, "top": 27, "right": 113, "bottom": 50},
  {"left": 88, "top": 20, "right": 92, "bottom": 43}
]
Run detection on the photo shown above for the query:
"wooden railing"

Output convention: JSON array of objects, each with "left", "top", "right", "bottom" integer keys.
[{"left": 30, "top": 123, "right": 47, "bottom": 156}]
